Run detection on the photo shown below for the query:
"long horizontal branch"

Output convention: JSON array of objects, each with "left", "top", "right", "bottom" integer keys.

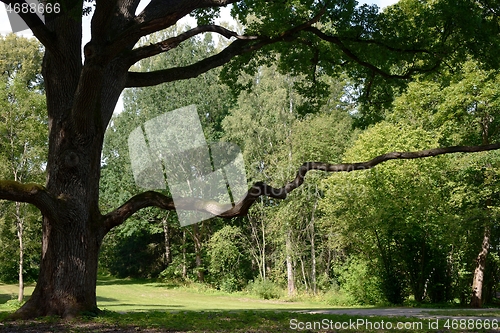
[
  {"left": 0, "top": 180, "right": 57, "bottom": 220},
  {"left": 125, "top": 6, "right": 326, "bottom": 87},
  {"left": 103, "top": 142, "right": 500, "bottom": 231},
  {"left": 125, "top": 38, "right": 266, "bottom": 87},
  {"left": 126, "top": 25, "right": 256, "bottom": 66}
]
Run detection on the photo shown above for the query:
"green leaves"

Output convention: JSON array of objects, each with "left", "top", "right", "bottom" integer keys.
[
  {"left": 0, "top": 35, "right": 45, "bottom": 284},
  {"left": 320, "top": 122, "right": 455, "bottom": 302}
]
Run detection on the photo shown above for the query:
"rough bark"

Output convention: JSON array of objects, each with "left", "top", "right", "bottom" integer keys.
[{"left": 471, "top": 226, "right": 490, "bottom": 308}]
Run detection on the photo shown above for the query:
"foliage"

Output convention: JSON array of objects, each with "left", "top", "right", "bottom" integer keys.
[
  {"left": 100, "top": 26, "right": 234, "bottom": 280},
  {"left": 99, "top": 216, "right": 165, "bottom": 278},
  {"left": 246, "top": 277, "right": 282, "bottom": 300},
  {"left": 206, "top": 225, "right": 250, "bottom": 292},
  {"left": 0, "top": 34, "right": 46, "bottom": 284},
  {"left": 333, "top": 256, "right": 386, "bottom": 306},
  {"left": 320, "top": 122, "right": 456, "bottom": 304}
]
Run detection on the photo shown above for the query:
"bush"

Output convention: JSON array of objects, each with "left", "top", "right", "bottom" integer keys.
[
  {"left": 220, "top": 276, "right": 240, "bottom": 293},
  {"left": 247, "top": 278, "right": 282, "bottom": 300},
  {"left": 207, "top": 225, "right": 252, "bottom": 292},
  {"left": 334, "top": 257, "right": 386, "bottom": 305},
  {"left": 324, "top": 289, "right": 357, "bottom": 307}
]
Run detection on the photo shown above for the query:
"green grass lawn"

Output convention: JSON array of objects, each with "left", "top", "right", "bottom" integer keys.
[
  {"left": 1, "top": 278, "right": 499, "bottom": 332},
  {"left": 0, "top": 276, "right": 338, "bottom": 314},
  {"left": 94, "top": 276, "right": 335, "bottom": 313}
]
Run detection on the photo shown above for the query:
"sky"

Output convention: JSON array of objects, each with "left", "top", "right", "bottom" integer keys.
[
  {"left": 0, "top": 0, "right": 399, "bottom": 113},
  {"left": 0, "top": 0, "right": 400, "bottom": 39}
]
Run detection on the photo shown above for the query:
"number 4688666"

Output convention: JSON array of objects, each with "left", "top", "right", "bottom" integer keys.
[
  {"left": 444, "top": 319, "right": 498, "bottom": 330},
  {"left": 5, "top": 2, "right": 60, "bottom": 15}
]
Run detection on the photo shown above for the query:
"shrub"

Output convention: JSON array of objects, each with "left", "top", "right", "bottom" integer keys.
[
  {"left": 334, "top": 257, "right": 386, "bottom": 305},
  {"left": 247, "top": 278, "right": 282, "bottom": 300}
]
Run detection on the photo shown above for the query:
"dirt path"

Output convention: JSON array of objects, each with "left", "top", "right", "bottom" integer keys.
[{"left": 304, "top": 307, "right": 500, "bottom": 321}]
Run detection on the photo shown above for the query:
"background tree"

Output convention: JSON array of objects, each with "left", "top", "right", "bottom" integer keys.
[
  {"left": 390, "top": 60, "right": 500, "bottom": 306},
  {"left": 100, "top": 26, "right": 233, "bottom": 282},
  {"left": 320, "top": 122, "right": 456, "bottom": 304},
  {"left": 0, "top": 34, "right": 46, "bottom": 301}
]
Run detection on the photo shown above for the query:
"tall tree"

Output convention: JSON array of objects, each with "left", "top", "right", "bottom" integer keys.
[
  {"left": 320, "top": 122, "right": 458, "bottom": 303},
  {"left": 1, "top": 0, "right": 500, "bottom": 318},
  {"left": 391, "top": 60, "right": 500, "bottom": 306},
  {"left": 0, "top": 34, "right": 46, "bottom": 301}
]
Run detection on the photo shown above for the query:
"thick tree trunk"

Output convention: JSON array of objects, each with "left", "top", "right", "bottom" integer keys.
[
  {"left": 12, "top": 11, "right": 122, "bottom": 318},
  {"left": 471, "top": 226, "right": 490, "bottom": 308},
  {"left": 13, "top": 118, "right": 107, "bottom": 318},
  {"left": 15, "top": 217, "right": 104, "bottom": 318}
]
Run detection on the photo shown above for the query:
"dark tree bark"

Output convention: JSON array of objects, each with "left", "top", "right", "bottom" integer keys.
[{"left": 0, "top": 0, "right": 499, "bottom": 319}]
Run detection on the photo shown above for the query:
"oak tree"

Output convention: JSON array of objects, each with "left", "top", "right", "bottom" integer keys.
[{"left": 1, "top": 0, "right": 500, "bottom": 318}]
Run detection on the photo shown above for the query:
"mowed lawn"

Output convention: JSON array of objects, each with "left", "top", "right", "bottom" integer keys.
[
  {"left": 96, "top": 277, "right": 332, "bottom": 313},
  {"left": 0, "top": 277, "right": 334, "bottom": 313}
]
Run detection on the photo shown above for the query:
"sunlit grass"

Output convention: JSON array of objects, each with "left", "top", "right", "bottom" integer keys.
[
  {"left": 1, "top": 277, "right": 499, "bottom": 332},
  {"left": 94, "top": 276, "right": 333, "bottom": 313}
]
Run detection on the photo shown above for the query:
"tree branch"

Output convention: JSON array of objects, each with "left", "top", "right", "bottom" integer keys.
[
  {"left": 91, "top": 0, "right": 119, "bottom": 43},
  {"left": 104, "top": 0, "right": 238, "bottom": 61},
  {"left": 0, "top": 0, "right": 58, "bottom": 55},
  {"left": 103, "top": 142, "right": 500, "bottom": 231},
  {"left": 0, "top": 180, "right": 57, "bottom": 221},
  {"left": 305, "top": 26, "right": 441, "bottom": 79},
  {"left": 126, "top": 36, "right": 273, "bottom": 87},
  {"left": 125, "top": 25, "right": 256, "bottom": 66},
  {"left": 125, "top": 7, "right": 326, "bottom": 87},
  {"left": 116, "top": 0, "right": 142, "bottom": 20}
]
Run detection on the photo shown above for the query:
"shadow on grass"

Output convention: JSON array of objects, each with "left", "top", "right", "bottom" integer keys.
[
  {"left": 96, "top": 276, "right": 149, "bottom": 286},
  {"left": 95, "top": 296, "right": 119, "bottom": 302},
  {"left": 0, "top": 295, "right": 11, "bottom": 305},
  {"left": 100, "top": 304, "right": 184, "bottom": 308},
  {"left": 96, "top": 276, "right": 180, "bottom": 289}
]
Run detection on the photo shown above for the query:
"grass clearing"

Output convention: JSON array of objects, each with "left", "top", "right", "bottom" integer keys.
[
  {"left": 0, "top": 276, "right": 344, "bottom": 313},
  {"left": 94, "top": 276, "right": 336, "bottom": 313},
  {"left": 1, "top": 277, "right": 500, "bottom": 332}
]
